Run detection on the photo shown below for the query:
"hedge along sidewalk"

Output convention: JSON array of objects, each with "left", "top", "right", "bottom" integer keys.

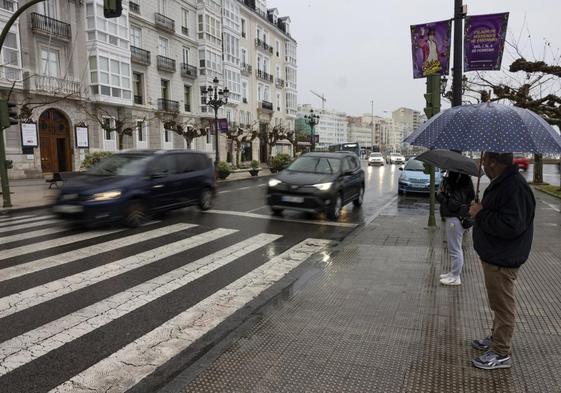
[{"left": 534, "top": 184, "right": 561, "bottom": 200}]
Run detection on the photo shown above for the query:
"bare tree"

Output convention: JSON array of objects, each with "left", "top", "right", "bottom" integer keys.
[{"left": 226, "top": 121, "right": 258, "bottom": 167}]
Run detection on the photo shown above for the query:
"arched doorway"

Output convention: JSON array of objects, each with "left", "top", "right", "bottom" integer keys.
[{"left": 39, "top": 109, "right": 72, "bottom": 173}]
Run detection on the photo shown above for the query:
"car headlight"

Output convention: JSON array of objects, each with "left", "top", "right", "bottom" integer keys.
[
  {"left": 268, "top": 179, "right": 282, "bottom": 187},
  {"left": 313, "top": 182, "right": 333, "bottom": 191},
  {"left": 399, "top": 176, "right": 409, "bottom": 182},
  {"left": 92, "top": 190, "right": 122, "bottom": 201}
]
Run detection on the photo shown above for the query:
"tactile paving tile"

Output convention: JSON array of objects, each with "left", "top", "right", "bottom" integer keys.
[{"left": 182, "top": 205, "right": 561, "bottom": 393}]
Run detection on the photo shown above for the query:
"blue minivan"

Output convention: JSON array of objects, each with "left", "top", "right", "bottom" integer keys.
[{"left": 53, "top": 150, "right": 215, "bottom": 227}]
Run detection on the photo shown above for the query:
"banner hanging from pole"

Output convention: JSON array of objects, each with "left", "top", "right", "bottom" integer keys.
[
  {"left": 410, "top": 20, "right": 452, "bottom": 79},
  {"left": 464, "top": 12, "right": 509, "bottom": 71}
]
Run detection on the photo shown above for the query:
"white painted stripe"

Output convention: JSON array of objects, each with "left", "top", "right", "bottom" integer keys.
[
  {"left": 0, "top": 227, "right": 235, "bottom": 318},
  {"left": 0, "top": 216, "right": 55, "bottom": 227},
  {"left": 0, "top": 229, "right": 123, "bottom": 260},
  {"left": 0, "top": 219, "right": 59, "bottom": 234},
  {"left": 0, "top": 226, "right": 70, "bottom": 245},
  {"left": 48, "top": 238, "right": 329, "bottom": 393},
  {"left": 364, "top": 196, "right": 398, "bottom": 226},
  {"left": 205, "top": 209, "right": 358, "bottom": 228},
  {"left": 245, "top": 205, "right": 267, "bottom": 213},
  {"left": 217, "top": 190, "right": 231, "bottom": 194},
  {"left": 541, "top": 199, "right": 561, "bottom": 213},
  {"left": 0, "top": 233, "right": 281, "bottom": 377},
  {"left": 0, "top": 223, "right": 195, "bottom": 283},
  {"left": 0, "top": 214, "right": 36, "bottom": 224}
]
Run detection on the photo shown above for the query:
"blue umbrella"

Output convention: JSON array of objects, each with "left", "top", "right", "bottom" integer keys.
[{"left": 405, "top": 102, "right": 561, "bottom": 153}]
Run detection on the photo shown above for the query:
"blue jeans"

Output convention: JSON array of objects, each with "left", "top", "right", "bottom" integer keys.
[{"left": 446, "top": 217, "right": 467, "bottom": 278}]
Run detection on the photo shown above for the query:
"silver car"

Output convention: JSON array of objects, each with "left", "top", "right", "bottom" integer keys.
[{"left": 367, "top": 152, "right": 385, "bottom": 166}]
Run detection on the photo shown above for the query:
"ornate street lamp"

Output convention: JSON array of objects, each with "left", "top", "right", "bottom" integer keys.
[
  {"left": 304, "top": 109, "right": 320, "bottom": 152},
  {"left": 202, "top": 77, "right": 230, "bottom": 164}
]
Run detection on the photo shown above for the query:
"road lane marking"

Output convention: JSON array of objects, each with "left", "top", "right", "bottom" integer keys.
[
  {"left": 0, "top": 226, "right": 70, "bottom": 245},
  {"left": 0, "top": 215, "right": 36, "bottom": 224},
  {"left": 0, "top": 233, "right": 281, "bottom": 377},
  {"left": 217, "top": 183, "right": 268, "bottom": 195},
  {"left": 541, "top": 199, "right": 561, "bottom": 213},
  {"left": 246, "top": 206, "right": 268, "bottom": 213},
  {"left": 47, "top": 238, "right": 329, "bottom": 393},
  {"left": 363, "top": 196, "right": 398, "bottom": 226},
  {"left": 0, "top": 228, "right": 236, "bottom": 318},
  {"left": 204, "top": 209, "right": 358, "bottom": 228},
  {"left": 0, "top": 223, "right": 196, "bottom": 283},
  {"left": 0, "top": 219, "right": 59, "bottom": 234}
]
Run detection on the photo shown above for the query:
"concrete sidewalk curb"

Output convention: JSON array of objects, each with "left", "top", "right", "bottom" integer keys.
[
  {"left": 534, "top": 185, "right": 561, "bottom": 201},
  {"left": 0, "top": 174, "right": 273, "bottom": 215}
]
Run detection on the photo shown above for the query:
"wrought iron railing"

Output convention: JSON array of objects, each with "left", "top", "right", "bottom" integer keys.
[
  {"left": 241, "top": 63, "right": 252, "bottom": 74},
  {"left": 129, "top": 1, "right": 140, "bottom": 14},
  {"left": 158, "top": 98, "right": 179, "bottom": 112},
  {"left": 30, "top": 13, "right": 71, "bottom": 41},
  {"left": 157, "top": 55, "right": 176, "bottom": 72},
  {"left": 131, "top": 46, "right": 151, "bottom": 65},
  {"left": 180, "top": 63, "right": 197, "bottom": 78},
  {"left": 260, "top": 101, "right": 273, "bottom": 111},
  {"left": 134, "top": 95, "right": 143, "bottom": 105},
  {"left": 155, "top": 13, "right": 175, "bottom": 33}
]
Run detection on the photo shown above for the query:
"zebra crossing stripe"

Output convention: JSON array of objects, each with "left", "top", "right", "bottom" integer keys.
[
  {"left": 0, "top": 228, "right": 237, "bottom": 318},
  {"left": 0, "top": 223, "right": 196, "bottom": 283},
  {"left": 48, "top": 238, "right": 330, "bottom": 393},
  {"left": 0, "top": 229, "right": 123, "bottom": 260},
  {"left": 0, "top": 215, "right": 36, "bottom": 224},
  {"left": 0, "top": 219, "right": 59, "bottom": 234},
  {"left": 0, "top": 226, "right": 70, "bottom": 245},
  {"left": 0, "top": 233, "right": 281, "bottom": 377}
]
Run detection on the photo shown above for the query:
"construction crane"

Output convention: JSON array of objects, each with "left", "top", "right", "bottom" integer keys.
[{"left": 310, "top": 90, "right": 326, "bottom": 110}]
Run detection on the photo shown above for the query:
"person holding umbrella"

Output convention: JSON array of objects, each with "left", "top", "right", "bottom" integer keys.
[
  {"left": 436, "top": 170, "right": 475, "bottom": 286},
  {"left": 468, "top": 152, "right": 535, "bottom": 370}
]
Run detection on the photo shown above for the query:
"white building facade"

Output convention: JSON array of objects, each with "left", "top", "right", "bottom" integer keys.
[
  {"left": 2, "top": 0, "right": 297, "bottom": 179},
  {"left": 297, "top": 104, "right": 348, "bottom": 149}
]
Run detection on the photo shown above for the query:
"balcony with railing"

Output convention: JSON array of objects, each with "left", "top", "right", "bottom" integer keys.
[
  {"left": 260, "top": 101, "right": 273, "bottom": 112},
  {"left": 129, "top": 1, "right": 140, "bottom": 14},
  {"left": 0, "top": 0, "right": 16, "bottom": 12},
  {"left": 31, "top": 13, "right": 71, "bottom": 41},
  {"left": 131, "top": 46, "right": 151, "bottom": 66},
  {"left": 158, "top": 98, "right": 179, "bottom": 113},
  {"left": 33, "top": 75, "right": 81, "bottom": 95},
  {"left": 181, "top": 26, "right": 189, "bottom": 36},
  {"left": 155, "top": 13, "right": 175, "bottom": 33},
  {"left": 184, "top": 103, "right": 191, "bottom": 112},
  {"left": 275, "top": 78, "right": 285, "bottom": 88},
  {"left": 241, "top": 63, "right": 252, "bottom": 75},
  {"left": 257, "top": 70, "right": 273, "bottom": 83},
  {"left": 180, "top": 63, "right": 197, "bottom": 78},
  {"left": 0, "top": 65, "right": 21, "bottom": 82},
  {"left": 255, "top": 38, "right": 273, "bottom": 54},
  {"left": 157, "top": 55, "right": 176, "bottom": 72}
]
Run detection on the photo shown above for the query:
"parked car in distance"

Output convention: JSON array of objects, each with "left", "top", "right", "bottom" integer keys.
[
  {"left": 386, "top": 152, "right": 405, "bottom": 164},
  {"left": 368, "top": 152, "right": 385, "bottom": 166},
  {"left": 513, "top": 153, "right": 529, "bottom": 171},
  {"left": 398, "top": 158, "right": 442, "bottom": 195},
  {"left": 53, "top": 150, "right": 215, "bottom": 227},
  {"left": 267, "top": 152, "right": 365, "bottom": 220}
]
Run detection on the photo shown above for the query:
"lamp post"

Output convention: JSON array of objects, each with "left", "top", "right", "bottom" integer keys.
[
  {"left": 202, "top": 77, "right": 229, "bottom": 165},
  {"left": 304, "top": 109, "right": 320, "bottom": 152}
]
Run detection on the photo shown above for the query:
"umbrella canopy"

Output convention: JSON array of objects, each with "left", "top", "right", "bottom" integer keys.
[
  {"left": 405, "top": 102, "right": 561, "bottom": 153},
  {"left": 416, "top": 149, "right": 481, "bottom": 177}
]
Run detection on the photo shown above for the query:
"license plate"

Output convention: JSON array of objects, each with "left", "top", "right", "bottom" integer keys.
[
  {"left": 411, "top": 183, "right": 426, "bottom": 189},
  {"left": 281, "top": 196, "right": 304, "bottom": 203},
  {"left": 53, "top": 205, "right": 84, "bottom": 213}
]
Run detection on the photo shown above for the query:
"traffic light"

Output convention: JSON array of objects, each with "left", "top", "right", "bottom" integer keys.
[
  {"left": 0, "top": 100, "right": 18, "bottom": 129},
  {"left": 103, "top": 0, "right": 122, "bottom": 18}
]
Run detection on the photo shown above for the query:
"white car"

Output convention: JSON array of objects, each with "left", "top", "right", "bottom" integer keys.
[
  {"left": 386, "top": 153, "right": 405, "bottom": 164},
  {"left": 367, "top": 152, "right": 385, "bottom": 166}
]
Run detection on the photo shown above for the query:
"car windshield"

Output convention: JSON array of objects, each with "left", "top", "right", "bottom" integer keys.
[
  {"left": 287, "top": 156, "right": 341, "bottom": 174},
  {"left": 88, "top": 154, "right": 151, "bottom": 176},
  {"left": 370, "top": 153, "right": 382, "bottom": 157},
  {"left": 404, "top": 159, "right": 426, "bottom": 172}
]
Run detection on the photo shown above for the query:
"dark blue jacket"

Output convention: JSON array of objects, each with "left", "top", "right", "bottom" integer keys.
[{"left": 473, "top": 165, "right": 536, "bottom": 268}]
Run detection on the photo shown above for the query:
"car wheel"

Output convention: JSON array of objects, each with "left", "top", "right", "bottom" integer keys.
[
  {"left": 271, "top": 208, "right": 284, "bottom": 215},
  {"left": 124, "top": 200, "right": 147, "bottom": 228},
  {"left": 353, "top": 186, "right": 364, "bottom": 207},
  {"left": 327, "top": 193, "right": 343, "bottom": 220},
  {"left": 198, "top": 188, "right": 213, "bottom": 211}
]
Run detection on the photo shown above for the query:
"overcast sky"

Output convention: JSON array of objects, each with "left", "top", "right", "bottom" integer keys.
[{"left": 268, "top": 0, "right": 561, "bottom": 117}]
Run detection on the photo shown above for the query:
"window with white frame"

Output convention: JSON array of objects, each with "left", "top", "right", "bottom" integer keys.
[
  {"left": 1, "top": 31, "right": 21, "bottom": 80},
  {"left": 276, "top": 65, "right": 281, "bottom": 79},
  {"left": 285, "top": 41, "right": 297, "bottom": 64},
  {"left": 40, "top": 48, "right": 60, "bottom": 77},
  {"left": 263, "top": 86, "right": 270, "bottom": 102},
  {"left": 102, "top": 117, "right": 116, "bottom": 152},
  {"left": 263, "top": 57, "right": 269, "bottom": 74},
  {"left": 200, "top": 49, "right": 222, "bottom": 76},
  {"left": 241, "top": 80, "right": 248, "bottom": 101},
  {"left": 38, "top": 0, "right": 57, "bottom": 18},
  {"left": 159, "top": 36, "right": 169, "bottom": 57},
  {"left": 202, "top": 13, "right": 222, "bottom": 46},
  {"left": 276, "top": 91, "right": 281, "bottom": 111},
  {"left": 286, "top": 66, "right": 297, "bottom": 89},
  {"left": 224, "top": 68, "right": 241, "bottom": 101},
  {"left": 241, "top": 18, "right": 246, "bottom": 37},
  {"left": 86, "top": 0, "right": 129, "bottom": 49},
  {"left": 275, "top": 40, "right": 280, "bottom": 56},
  {"left": 257, "top": 84, "right": 262, "bottom": 102},
  {"left": 130, "top": 25, "right": 141, "bottom": 47},
  {"left": 181, "top": 8, "right": 190, "bottom": 35},
  {"left": 241, "top": 48, "right": 247, "bottom": 66},
  {"left": 158, "top": 0, "right": 166, "bottom": 15},
  {"left": 223, "top": 0, "right": 240, "bottom": 31},
  {"left": 223, "top": 32, "right": 239, "bottom": 65},
  {"left": 89, "top": 55, "right": 132, "bottom": 99}
]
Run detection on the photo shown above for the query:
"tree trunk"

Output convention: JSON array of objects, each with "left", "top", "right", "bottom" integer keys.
[
  {"left": 118, "top": 132, "right": 124, "bottom": 151},
  {"left": 533, "top": 153, "right": 543, "bottom": 184},
  {"left": 185, "top": 137, "right": 192, "bottom": 149}
]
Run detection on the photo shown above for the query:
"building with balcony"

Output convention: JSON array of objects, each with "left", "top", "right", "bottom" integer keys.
[
  {"left": 297, "top": 105, "right": 348, "bottom": 149},
  {"left": 3, "top": 0, "right": 297, "bottom": 179}
]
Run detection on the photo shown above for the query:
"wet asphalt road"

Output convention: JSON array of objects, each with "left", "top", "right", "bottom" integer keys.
[{"left": 0, "top": 161, "right": 408, "bottom": 393}]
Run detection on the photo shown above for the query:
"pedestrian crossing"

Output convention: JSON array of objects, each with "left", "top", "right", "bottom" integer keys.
[{"left": 0, "top": 212, "right": 332, "bottom": 392}]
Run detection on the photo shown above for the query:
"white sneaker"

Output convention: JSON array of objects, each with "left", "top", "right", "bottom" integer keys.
[
  {"left": 440, "top": 276, "right": 461, "bottom": 286},
  {"left": 439, "top": 272, "right": 453, "bottom": 279}
]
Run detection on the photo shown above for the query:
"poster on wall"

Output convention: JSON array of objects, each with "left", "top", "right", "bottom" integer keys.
[
  {"left": 410, "top": 19, "right": 452, "bottom": 79},
  {"left": 21, "top": 123, "right": 38, "bottom": 147},
  {"left": 464, "top": 12, "right": 509, "bottom": 71},
  {"left": 75, "top": 126, "right": 89, "bottom": 148}
]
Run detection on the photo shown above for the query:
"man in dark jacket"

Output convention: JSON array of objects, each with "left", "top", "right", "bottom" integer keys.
[{"left": 468, "top": 152, "right": 536, "bottom": 370}]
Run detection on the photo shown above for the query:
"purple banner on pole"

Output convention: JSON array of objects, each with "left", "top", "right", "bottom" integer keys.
[
  {"left": 410, "top": 20, "right": 452, "bottom": 79},
  {"left": 218, "top": 118, "right": 228, "bottom": 133},
  {"left": 464, "top": 12, "right": 509, "bottom": 71}
]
